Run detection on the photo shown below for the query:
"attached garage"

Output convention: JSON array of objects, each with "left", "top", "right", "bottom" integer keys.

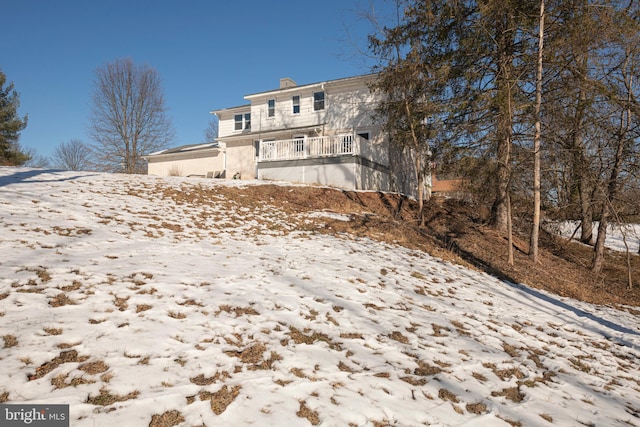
[{"left": 144, "top": 143, "right": 225, "bottom": 178}]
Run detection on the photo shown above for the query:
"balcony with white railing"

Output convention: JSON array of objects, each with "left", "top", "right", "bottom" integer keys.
[{"left": 259, "top": 135, "right": 358, "bottom": 162}]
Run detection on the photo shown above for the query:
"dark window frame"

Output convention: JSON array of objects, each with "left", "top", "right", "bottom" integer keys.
[
  {"left": 292, "top": 95, "right": 300, "bottom": 114},
  {"left": 313, "top": 91, "right": 325, "bottom": 111},
  {"left": 267, "top": 99, "right": 275, "bottom": 118}
]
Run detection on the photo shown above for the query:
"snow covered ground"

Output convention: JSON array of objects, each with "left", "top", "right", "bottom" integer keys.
[
  {"left": 554, "top": 221, "right": 640, "bottom": 254},
  {"left": 0, "top": 168, "right": 638, "bottom": 427}
]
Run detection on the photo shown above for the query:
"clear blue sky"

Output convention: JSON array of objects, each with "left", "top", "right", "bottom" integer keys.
[{"left": 2, "top": 0, "right": 393, "bottom": 160}]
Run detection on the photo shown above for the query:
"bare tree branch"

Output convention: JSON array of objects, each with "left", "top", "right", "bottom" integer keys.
[{"left": 89, "top": 58, "right": 174, "bottom": 173}]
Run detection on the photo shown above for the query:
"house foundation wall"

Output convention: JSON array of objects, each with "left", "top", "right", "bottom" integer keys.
[{"left": 258, "top": 156, "right": 390, "bottom": 191}]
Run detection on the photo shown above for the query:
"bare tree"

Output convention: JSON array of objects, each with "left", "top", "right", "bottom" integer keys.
[
  {"left": 22, "top": 146, "right": 49, "bottom": 168},
  {"left": 89, "top": 57, "right": 174, "bottom": 174},
  {"left": 203, "top": 117, "right": 219, "bottom": 143},
  {"left": 52, "top": 139, "right": 94, "bottom": 171}
]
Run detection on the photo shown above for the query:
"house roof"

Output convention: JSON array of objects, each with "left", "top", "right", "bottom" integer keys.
[
  {"left": 244, "top": 73, "right": 378, "bottom": 100},
  {"left": 209, "top": 104, "right": 251, "bottom": 116},
  {"left": 145, "top": 142, "right": 220, "bottom": 158}
]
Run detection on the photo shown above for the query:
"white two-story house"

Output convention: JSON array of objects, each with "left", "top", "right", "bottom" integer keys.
[
  {"left": 212, "top": 74, "right": 394, "bottom": 192},
  {"left": 146, "top": 74, "right": 426, "bottom": 196}
]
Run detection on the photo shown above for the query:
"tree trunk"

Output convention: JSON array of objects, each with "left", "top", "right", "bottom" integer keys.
[
  {"left": 530, "top": 0, "right": 545, "bottom": 262},
  {"left": 507, "top": 190, "right": 514, "bottom": 265},
  {"left": 490, "top": 9, "right": 516, "bottom": 234},
  {"left": 592, "top": 72, "right": 631, "bottom": 274},
  {"left": 577, "top": 154, "right": 594, "bottom": 245},
  {"left": 572, "top": 55, "right": 594, "bottom": 245},
  {"left": 403, "top": 97, "right": 425, "bottom": 226},
  {"left": 591, "top": 209, "right": 608, "bottom": 275}
]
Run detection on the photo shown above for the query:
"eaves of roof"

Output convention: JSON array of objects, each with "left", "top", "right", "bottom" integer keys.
[
  {"left": 145, "top": 142, "right": 220, "bottom": 158},
  {"left": 210, "top": 104, "right": 251, "bottom": 116}
]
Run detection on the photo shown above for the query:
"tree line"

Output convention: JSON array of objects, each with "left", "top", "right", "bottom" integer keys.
[
  {"left": 368, "top": 0, "right": 640, "bottom": 276},
  {"left": 0, "top": 58, "right": 217, "bottom": 173}
]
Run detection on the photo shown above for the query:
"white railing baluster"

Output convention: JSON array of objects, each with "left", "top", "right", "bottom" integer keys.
[{"left": 258, "top": 135, "right": 362, "bottom": 162}]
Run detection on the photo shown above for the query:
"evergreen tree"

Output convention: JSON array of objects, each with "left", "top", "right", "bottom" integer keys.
[
  {"left": 368, "top": 0, "right": 473, "bottom": 225},
  {"left": 0, "top": 69, "right": 29, "bottom": 165}
]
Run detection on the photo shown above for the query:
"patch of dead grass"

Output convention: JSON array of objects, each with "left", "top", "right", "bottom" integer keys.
[
  {"left": 287, "top": 327, "right": 341, "bottom": 350},
  {"left": 49, "top": 293, "right": 76, "bottom": 307},
  {"left": 497, "top": 415, "right": 523, "bottom": 426},
  {"left": 539, "top": 413, "right": 553, "bottom": 423},
  {"left": 223, "top": 342, "right": 282, "bottom": 370},
  {"left": 51, "top": 374, "right": 95, "bottom": 389},
  {"left": 225, "top": 342, "right": 266, "bottom": 364},
  {"left": 503, "top": 342, "right": 521, "bottom": 358},
  {"left": 28, "top": 350, "right": 88, "bottom": 381},
  {"left": 3, "top": 335, "right": 18, "bottom": 348},
  {"left": 149, "top": 410, "right": 185, "bottom": 427},
  {"left": 190, "top": 372, "right": 230, "bottom": 386},
  {"left": 136, "top": 304, "right": 152, "bottom": 313},
  {"left": 297, "top": 400, "right": 320, "bottom": 425},
  {"left": 400, "top": 376, "right": 427, "bottom": 386},
  {"left": 208, "top": 385, "right": 241, "bottom": 415},
  {"left": 431, "top": 323, "right": 449, "bottom": 337},
  {"left": 339, "top": 332, "right": 363, "bottom": 339},
  {"left": 60, "top": 280, "right": 81, "bottom": 292},
  {"left": 114, "top": 296, "right": 129, "bottom": 311},
  {"left": 216, "top": 304, "right": 259, "bottom": 317},
  {"left": 438, "top": 388, "right": 459, "bottom": 403},
  {"left": 472, "top": 372, "right": 488, "bottom": 382},
  {"left": 388, "top": 331, "right": 409, "bottom": 344},
  {"left": 86, "top": 388, "right": 140, "bottom": 406},
  {"left": 491, "top": 386, "right": 525, "bottom": 403},
  {"left": 466, "top": 401, "right": 488, "bottom": 414},
  {"left": 178, "top": 299, "right": 203, "bottom": 307},
  {"left": 414, "top": 360, "right": 443, "bottom": 376},
  {"left": 79, "top": 360, "right": 109, "bottom": 375},
  {"left": 483, "top": 363, "right": 525, "bottom": 381}
]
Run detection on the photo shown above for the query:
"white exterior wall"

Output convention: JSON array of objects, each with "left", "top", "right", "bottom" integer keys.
[
  {"left": 247, "top": 76, "right": 380, "bottom": 138},
  {"left": 356, "top": 163, "right": 391, "bottom": 192},
  {"left": 224, "top": 141, "right": 257, "bottom": 179},
  {"left": 217, "top": 105, "right": 251, "bottom": 138},
  {"left": 147, "top": 150, "right": 224, "bottom": 177}
]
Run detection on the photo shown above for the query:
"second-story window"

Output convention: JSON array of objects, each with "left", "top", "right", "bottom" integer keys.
[
  {"left": 267, "top": 99, "right": 275, "bottom": 117},
  {"left": 292, "top": 95, "right": 300, "bottom": 114},
  {"left": 234, "top": 113, "right": 251, "bottom": 131},
  {"left": 313, "top": 91, "right": 325, "bottom": 111}
]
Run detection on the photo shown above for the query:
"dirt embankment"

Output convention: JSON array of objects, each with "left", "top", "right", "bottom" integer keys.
[{"left": 214, "top": 184, "right": 639, "bottom": 309}]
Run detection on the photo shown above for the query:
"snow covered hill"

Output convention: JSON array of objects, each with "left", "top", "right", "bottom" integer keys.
[{"left": 0, "top": 168, "right": 638, "bottom": 426}]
